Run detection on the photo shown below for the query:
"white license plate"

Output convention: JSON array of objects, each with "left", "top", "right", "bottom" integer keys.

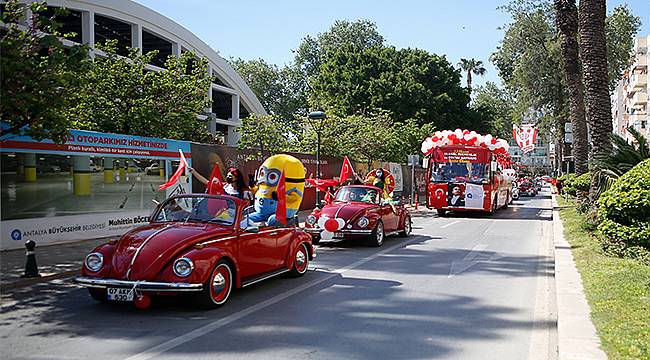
[
  {"left": 334, "top": 232, "right": 344, "bottom": 238},
  {"left": 107, "top": 287, "right": 134, "bottom": 301}
]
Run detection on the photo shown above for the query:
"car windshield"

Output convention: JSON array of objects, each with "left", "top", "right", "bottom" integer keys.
[
  {"left": 335, "top": 187, "right": 379, "bottom": 204},
  {"left": 153, "top": 196, "right": 237, "bottom": 226},
  {"left": 431, "top": 162, "right": 489, "bottom": 184}
]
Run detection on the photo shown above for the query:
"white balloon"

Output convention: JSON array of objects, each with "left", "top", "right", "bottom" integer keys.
[{"left": 321, "top": 231, "right": 334, "bottom": 240}]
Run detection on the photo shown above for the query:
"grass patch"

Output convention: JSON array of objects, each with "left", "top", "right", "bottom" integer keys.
[{"left": 557, "top": 196, "right": 650, "bottom": 360}]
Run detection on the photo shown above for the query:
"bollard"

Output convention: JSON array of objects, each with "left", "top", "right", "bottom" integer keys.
[
  {"left": 414, "top": 193, "right": 419, "bottom": 210},
  {"left": 21, "top": 240, "right": 41, "bottom": 278}
]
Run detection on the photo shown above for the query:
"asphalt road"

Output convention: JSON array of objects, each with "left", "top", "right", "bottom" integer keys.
[{"left": 0, "top": 189, "right": 557, "bottom": 360}]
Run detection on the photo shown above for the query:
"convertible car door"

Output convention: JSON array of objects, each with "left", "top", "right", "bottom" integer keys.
[
  {"left": 238, "top": 229, "right": 279, "bottom": 278},
  {"left": 380, "top": 204, "right": 399, "bottom": 232}
]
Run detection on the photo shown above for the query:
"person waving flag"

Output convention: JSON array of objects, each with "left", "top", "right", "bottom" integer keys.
[
  {"left": 339, "top": 156, "right": 354, "bottom": 184},
  {"left": 159, "top": 150, "right": 188, "bottom": 191}
]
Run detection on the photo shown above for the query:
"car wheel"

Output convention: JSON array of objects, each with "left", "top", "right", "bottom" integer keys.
[
  {"left": 367, "top": 221, "right": 385, "bottom": 247},
  {"left": 437, "top": 209, "right": 447, "bottom": 217},
  {"left": 196, "top": 260, "right": 233, "bottom": 309},
  {"left": 399, "top": 216, "right": 412, "bottom": 237},
  {"left": 88, "top": 288, "right": 107, "bottom": 302},
  {"left": 289, "top": 243, "right": 310, "bottom": 277}
]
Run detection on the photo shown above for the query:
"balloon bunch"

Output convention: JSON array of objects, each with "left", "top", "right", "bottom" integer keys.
[{"left": 421, "top": 129, "right": 511, "bottom": 156}]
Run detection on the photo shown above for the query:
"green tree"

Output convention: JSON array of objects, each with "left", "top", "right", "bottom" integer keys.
[
  {"left": 236, "top": 113, "right": 291, "bottom": 158},
  {"left": 229, "top": 58, "right": 307, "bottom": 130},
  {"left": 69, "top": 41, "right": 213, "bottom": 142},
  {"left": 457, "top": 58, "right": 487, "bottom": 90},
  {"left": 0, "top": 0, "right": 90, "bottom": 142},
  {"left": 311, "top": 45, "right": 472, "bottom": 130},
  {"left": 294, "top": 19, "right": 384, "bottom": 81},
  {"left": 492, "top": 0, "right": 641, "bottom": 179},
  {"left": 605, "top": 5, "right": 642, "bottom": 91},
  {"left": 579, "top": 0, "right": 613, "bottom": 199},
  {"left": 554, "top": 0, "right": 588, "bottom": 176},
  {"left": 472, "top": 82, "right": 517, "bottom": 140}
]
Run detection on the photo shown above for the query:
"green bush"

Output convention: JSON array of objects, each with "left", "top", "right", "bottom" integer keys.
[
  {"left": 561, "top": 173, "right": 577, "bottom": 196},
  {"left": 573, "top": 172, "right": 591, "bottom": 192},
  {"left": 597, "top": 159, "right": 650, "bottom": 263}
]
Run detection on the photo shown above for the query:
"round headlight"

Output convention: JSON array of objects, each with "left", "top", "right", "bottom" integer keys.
[
  {"left": 357, "top": 216, "right": 370, "bottom": 228},
  {"left": 173, "top": 258, "right": 194, "bottom": 277},
  {"left": 85, "top": 252, "right": 103, "bottom": 272},
  {"left": 306, "top": 215, "right": 317, "bottom": 226}
]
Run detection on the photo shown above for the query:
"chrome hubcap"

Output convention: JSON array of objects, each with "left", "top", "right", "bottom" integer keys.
[
  {"left": 377, "top": 224, "right": 384, "bottom": 243},
  {"left": 212, "top": 273, "right": 226, "bottom": 293},
  {"left": 406, "top": 219, "right": 411, "bottom": 234},
  {"left": 296, "top": 249, "right": 306, "bottom": 266}
]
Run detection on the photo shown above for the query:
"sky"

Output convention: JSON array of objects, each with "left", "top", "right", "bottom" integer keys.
[{"left": 135, "top": 0, "right": 649, "bottom": 88}]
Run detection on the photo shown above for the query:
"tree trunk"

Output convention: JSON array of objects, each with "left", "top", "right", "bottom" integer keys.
[
  {"left": 466, "top": 70, "right": 472, "bottom": 90},
  {"left": 555, "top": 0, "right": 588, "bottom": 176},
  {"left": 579, "top": 0, "right": 612, "bottom": 200}
]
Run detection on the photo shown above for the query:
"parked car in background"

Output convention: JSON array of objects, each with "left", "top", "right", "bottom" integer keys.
[
  {"left": 37, "top": 164, "right": 61, "bottom": 174},
  {"left": 511, "top": 183, "right": 519, "bottom": 201},
  {"left": 518, "top": 182, "right": 536, "bottom": 197},
  {"left": 90, "top": 164, "right": 103, "bottom": 172},
  {"left": 145, "top": 163, "right": 160, "bottom": 175}
]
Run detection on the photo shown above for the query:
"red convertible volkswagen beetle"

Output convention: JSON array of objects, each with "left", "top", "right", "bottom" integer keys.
[
  {"left": 304, "top": 185, "right": 412, "bottom": 246},
  {"left": 75, "top": 194, "right": 314, "bottom": 309}
]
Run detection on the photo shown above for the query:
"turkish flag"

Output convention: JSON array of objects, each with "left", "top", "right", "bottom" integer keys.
[
  {"left": 275, "top": 170, "right": 287, "bottom": 225},
  {"left": 324, "top": 189, "right": 334, "bottom": 204},
  {"left": 159, "top": 150, "right": 188, "bottom": 191},
  {"left": 206, "top": 164, "right": 224, "bottom": 195},
  {"left": 339, "top": 156, "right": 354, "bottom": 184},
  {"left": 305, "top": 178, "right": 339, "bottom": 192}
]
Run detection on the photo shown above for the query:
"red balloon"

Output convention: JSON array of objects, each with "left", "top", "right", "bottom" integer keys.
[
  {"left": 432, "top": 136, "right": 438, "bottom": 142},
  {"left": 463, "top": 129, "right": 470, "bottom": 135},
  {"left": 324, "top": 218, "right": 340, "bottom": 232},
  {"left": 449, "top": 134, "right": 457, "bottom": 141},
  {"left": 491, "top": 138, "right": 497, "bottom": 145}
]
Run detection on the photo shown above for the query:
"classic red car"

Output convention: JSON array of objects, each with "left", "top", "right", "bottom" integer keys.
[
  {"left": 75, "top": 194, "right": 314, "bottom": 309},
  {"left": 304, "top": 185, "right": 412, "bottom": 246}
]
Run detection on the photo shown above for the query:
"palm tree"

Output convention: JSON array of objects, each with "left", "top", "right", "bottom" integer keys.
[
  {"left": 592, "top": 127, "right": 649, "bottom": 196},
  {"left": 578, "top": 0, "right": 613, "bottom": 200},
  {"left": 554, "top": 0, "right": 588, "bottom": 177},
  {"left": 457, "top": 58, "right": 487, "bottom": 90}
]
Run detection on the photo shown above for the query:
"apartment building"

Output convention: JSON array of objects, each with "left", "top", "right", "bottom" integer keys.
[{"left": 612, "top": 35, "right": 649, "bottom": 143}]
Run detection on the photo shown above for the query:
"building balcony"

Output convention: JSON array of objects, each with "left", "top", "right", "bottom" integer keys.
[
  {"left": 630, "top": 73, "right": 647, "bottom": 89},
  {"left": 629, "top": 113, "right": 648, "bottom": 124},
  {"left": 631, "top": 91, "right": 648, "bottom": 106}
]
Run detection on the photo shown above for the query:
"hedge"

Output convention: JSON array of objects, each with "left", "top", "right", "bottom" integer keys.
[{"left": 597, "top": 159, "right": 650, "bottom": 263}]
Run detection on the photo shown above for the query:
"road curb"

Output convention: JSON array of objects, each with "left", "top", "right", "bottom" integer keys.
[
  {"left": 0, "top": 270, "right": 79, "bottom": 292},
  {"left": 551, "top": 195, "right": 607, "bottom": 360}
]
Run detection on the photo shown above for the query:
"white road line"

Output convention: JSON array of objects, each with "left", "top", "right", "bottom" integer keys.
[
  {"left": 125, "top": 235, "right": 427, "bottom": 360},
  {"left": 440, "top": 220, "right": 460, "bottom": 228}
]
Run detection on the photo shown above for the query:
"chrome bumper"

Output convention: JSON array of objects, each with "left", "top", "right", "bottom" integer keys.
[
  {"left": 74, "top": 277, "right": 203, "bottom": 292},
  {"left": 304, "top": 228, "right": 372, "bottom": 235}
]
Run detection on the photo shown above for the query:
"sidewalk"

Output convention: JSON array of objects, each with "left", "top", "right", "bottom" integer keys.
[
  {"left": 0, "top": 236, "right": 116, "bottom": 291},
  {"left": 0, "top": 209, "right": 315, "bottom": 292},
  {"left": 551, "top": 195, "right": 607, "bottom": 360}
]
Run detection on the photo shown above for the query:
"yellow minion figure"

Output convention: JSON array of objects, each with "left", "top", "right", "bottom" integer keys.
[{"left": 249, "top": 154, "right": 305, "bottom": 225}]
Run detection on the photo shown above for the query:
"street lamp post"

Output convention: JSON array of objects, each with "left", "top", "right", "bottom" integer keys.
[{"left": 308, "top": 111, "right": 326, "bottom": 206}]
